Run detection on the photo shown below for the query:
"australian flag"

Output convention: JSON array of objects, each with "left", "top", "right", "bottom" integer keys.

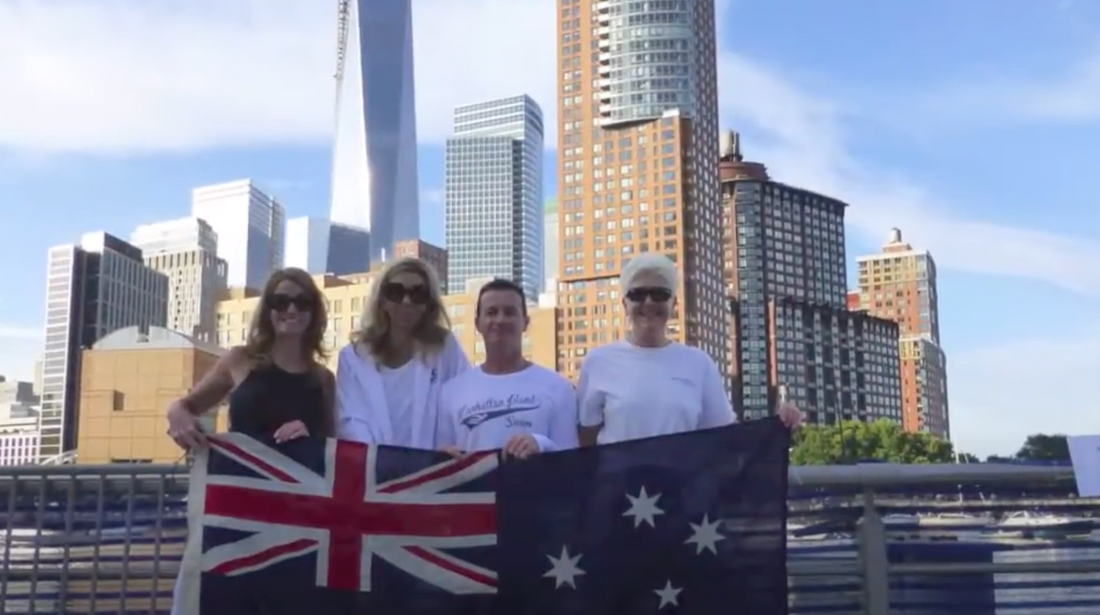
[{"left": 173, "top": 418, "right": 790, "bottom": 615}]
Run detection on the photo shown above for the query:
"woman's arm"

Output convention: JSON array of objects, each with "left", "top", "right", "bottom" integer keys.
[
  {"left": 698, "top": 355, "right": 736, "bottom": 429},
  {"left": 576, "top": 355, "right": 605, "bottom": 447},
  {"left": 334, "top": 345, "right": 375, "bottom": 443},
  {"left": 175, "top": 347, "right": 247, "bottom": 414},
  {"left": 435, "top": 385, "right": 460, "bottom": 450}
]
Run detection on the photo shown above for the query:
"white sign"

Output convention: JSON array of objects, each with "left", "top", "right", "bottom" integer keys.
[{"left": 1067, "top": 435, "right": 1100, "bottom": 497}]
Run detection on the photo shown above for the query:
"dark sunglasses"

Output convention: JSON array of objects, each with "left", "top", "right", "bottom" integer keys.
[
  {"left": 268, "top": 293, "right": 315, "bottom": 312},
  {"left": 381, "top": 282, "right": 431, "bottom": 305},
  {"left": 625, "top": 286, "right": 673, "bottom": 303}
]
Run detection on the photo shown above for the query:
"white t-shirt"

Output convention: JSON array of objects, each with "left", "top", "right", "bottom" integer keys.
[
  {"left": 577, "top": 340, "right": 735, "bottom": 445},
  {"left": 380, "top": 361, "right": 417, "bottom": 447},
  {"left": 437, "top": 364, "right": 579, "bottom": 452}
]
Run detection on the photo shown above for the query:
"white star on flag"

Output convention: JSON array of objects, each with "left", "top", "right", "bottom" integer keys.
[
  {"left": 622, "top": 486, "right": 665, "bottom": 528},
  {"left": 684, "top": 514, "right": 725, "bottom": 554},
  {"left": 654, "top": 580, "right": 683, "bottom": 609},
  {"left": 543, "top": 546, "right": 585, "bottom": 589}
]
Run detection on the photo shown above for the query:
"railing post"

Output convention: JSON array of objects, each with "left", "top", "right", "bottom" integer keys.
[{"left": 857, "top": 487, "right": 890, "bottom": 615}]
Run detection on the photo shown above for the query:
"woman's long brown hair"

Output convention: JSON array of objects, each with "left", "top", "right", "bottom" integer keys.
[{"left": 243, "top": 267, "right": 329, "bottom": 366}]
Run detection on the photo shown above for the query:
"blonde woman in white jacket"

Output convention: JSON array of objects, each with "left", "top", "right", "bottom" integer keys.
[{"left": 334, "top": 257, "right": 470, "bottom": 448}]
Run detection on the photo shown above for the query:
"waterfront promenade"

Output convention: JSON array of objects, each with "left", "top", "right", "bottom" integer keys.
[{"left": 1, "top": 462, "right": 1099, "bottom": 614}]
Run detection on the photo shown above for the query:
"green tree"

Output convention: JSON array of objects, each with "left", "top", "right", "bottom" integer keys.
[
  {"left": 790, "top": 419, "right": 955, "bottom": 465},
  {"left": 1014, "top": 434, "right": 1070, "bottom": 461}
]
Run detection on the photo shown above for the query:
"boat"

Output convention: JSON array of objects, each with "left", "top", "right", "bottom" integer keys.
[
  {"left": 881, "top": 513, "right": 921, "bottom": 531},
  {"left": 996, "top": 511, "right": 1094, "bottom": 536},
  {"left": 918, "top": 512, "right": 995, "bottom": 529}
]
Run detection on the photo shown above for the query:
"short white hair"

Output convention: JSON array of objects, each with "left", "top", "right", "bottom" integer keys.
[{"left": 620, "top": 253, "right": 679, "bottom": 292}]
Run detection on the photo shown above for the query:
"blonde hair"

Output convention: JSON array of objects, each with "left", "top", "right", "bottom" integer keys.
[{"left": 351, "top": 256, "right": 451, "bottom": 358}]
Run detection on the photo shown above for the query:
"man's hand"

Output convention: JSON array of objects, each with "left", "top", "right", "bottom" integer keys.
[{"left": 503, "top": 434, "right": 539, "bottom": 460}]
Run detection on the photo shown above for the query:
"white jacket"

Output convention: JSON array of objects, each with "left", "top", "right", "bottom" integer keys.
[{"left": 334, "top": 334, "right": 470, "bottom": 448}]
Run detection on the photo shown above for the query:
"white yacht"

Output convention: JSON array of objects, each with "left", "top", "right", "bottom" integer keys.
[
  {"left": 997, "top": 511, "right": 1093, "bottom": 534},
  {"left": 881, "top": 513, "right": 922, "bottom": 530}
]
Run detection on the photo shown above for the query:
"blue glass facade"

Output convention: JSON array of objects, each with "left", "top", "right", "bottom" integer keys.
[
  {"left": 444, "top": 95, "right": 544, "bottom": 299},
  {"left": 330, "top": 0, "right": 420, "bottom": 265},
  {"left": 326, "top": 223, "right": 371, "bottom": 276},
  {"left": 597, "top": 0, "right": 700, "bottom": 127}
]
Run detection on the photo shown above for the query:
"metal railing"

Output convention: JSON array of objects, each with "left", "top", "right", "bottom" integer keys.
[{"left": 1, "top": 462, "right": 1096, "bottom": 614}]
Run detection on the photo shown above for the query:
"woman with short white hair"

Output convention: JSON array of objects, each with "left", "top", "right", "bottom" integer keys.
[{"left": 577, "top": 253, "right": 801, "bottom": 446}]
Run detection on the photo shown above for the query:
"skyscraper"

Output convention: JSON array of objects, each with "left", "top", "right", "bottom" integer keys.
[
  {"left": 543, "top": 197, "right": 559, "bottom": 292},
  {"left": 131, "top": 216, "right": 218, "bottom": 255},
  {"left": 191, "top": 180, "right": 285, "bottom": 290},
  {"left": 39, "top": 233, "right": 168, "bottom": 461},
  {"left": 720, "top": 132, "right": 902, "bottom": 425},
  {"left": 130, "top": 217, "right": 228, "bottom": 342},
  {"left": 284, "top": 216, "right": 332, "bottom": 274},
  {"left": 852, "top": 229, "right": 950, "bottom": 438},
  {"left": 326, "top": 222, "right": 372, "bottom": 275},
  {"left": 555, "top": 0, "right": 727, "bottom": 379},
  {"left": 445, "top": 95, "right": 544, "bottom": 298},
  {"left": 392, "top": 239, "right": 448, "bottom": 294},
  {"left": 284, "top": 217, "right": 371, "bottom": 276},
  {"left": 330, "top": 0, "right": 420, "bottom": 264}
]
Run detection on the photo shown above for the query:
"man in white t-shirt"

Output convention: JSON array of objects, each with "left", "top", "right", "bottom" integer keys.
[{"left": 437, "top": 279, "right": 578, "bottom": 458}]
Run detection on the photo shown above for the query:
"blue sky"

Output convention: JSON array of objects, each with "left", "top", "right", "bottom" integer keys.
[{"left": 1, "top": 0, "right": 1098, "bottom": 457}]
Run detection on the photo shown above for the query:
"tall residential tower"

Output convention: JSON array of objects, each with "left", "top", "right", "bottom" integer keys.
[
  {"left": 555, "top": 0, "right": 727, "bottom": 379},
  {"left": 445, "top": 95, "right": 544, "bottom": 298},
  {"left": 852, "top": 229, "right": 949, "bottom": 438},
  {"left": 330, "top": 0, "right": 420, "bottom": 264},
  {"left": 720, "top": 132, "right": 903, "bottom": 425}
]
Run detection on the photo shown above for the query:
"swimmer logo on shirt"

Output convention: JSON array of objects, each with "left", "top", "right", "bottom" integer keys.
[{"left": 459, "top": 394, "right": 541, "bottom": 430}]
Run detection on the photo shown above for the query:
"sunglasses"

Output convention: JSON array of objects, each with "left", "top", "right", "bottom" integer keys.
[
  {"left": 268, "top": 293, "right": 315, "bottom": 312},
  {"left": 381, "top": 282, "right": 431, "bottom": 305},
  {"left": 625, "top": 286, "right": 673, "bottom": 303}
]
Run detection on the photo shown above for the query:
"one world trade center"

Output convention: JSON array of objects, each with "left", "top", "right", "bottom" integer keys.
[{"left": 329, "top": 0, "right": 420, "bottom": 265}]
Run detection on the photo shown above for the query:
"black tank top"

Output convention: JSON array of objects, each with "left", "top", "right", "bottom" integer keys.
[{"left": 227, "top": 364, "right": 327, "bottom": 438}]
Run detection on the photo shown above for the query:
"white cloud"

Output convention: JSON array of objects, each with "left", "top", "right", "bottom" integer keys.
[
  {"left": 871, "top": 46, "right": 1100, "bottom": 132},
  {"left": 716, "top": 55, "right": 1100, "bottom": 297},
  {"left": 0, "top": 0, "right": 555, "bottom": 154},
  {"left": 5, "top": 0, "right": 1098, "bottom": 293},
  {"left": 946, "top": 325, "right": 1100, "bottom": 458}
]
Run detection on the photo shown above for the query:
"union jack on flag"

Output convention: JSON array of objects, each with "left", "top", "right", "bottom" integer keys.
[
  {"left": 173, "top": 420, "right": 790, "bottom": 615},
  {"left": 173, "top": 433, "right": 501, "bottom": 614}
]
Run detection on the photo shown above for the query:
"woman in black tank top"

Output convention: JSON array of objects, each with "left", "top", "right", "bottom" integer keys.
[
  {"left": 165, "top": 267, "right": 335, "bottom": 448},
  {"left": 227, "top": 363, "right": 328, "bottom": 438}
]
